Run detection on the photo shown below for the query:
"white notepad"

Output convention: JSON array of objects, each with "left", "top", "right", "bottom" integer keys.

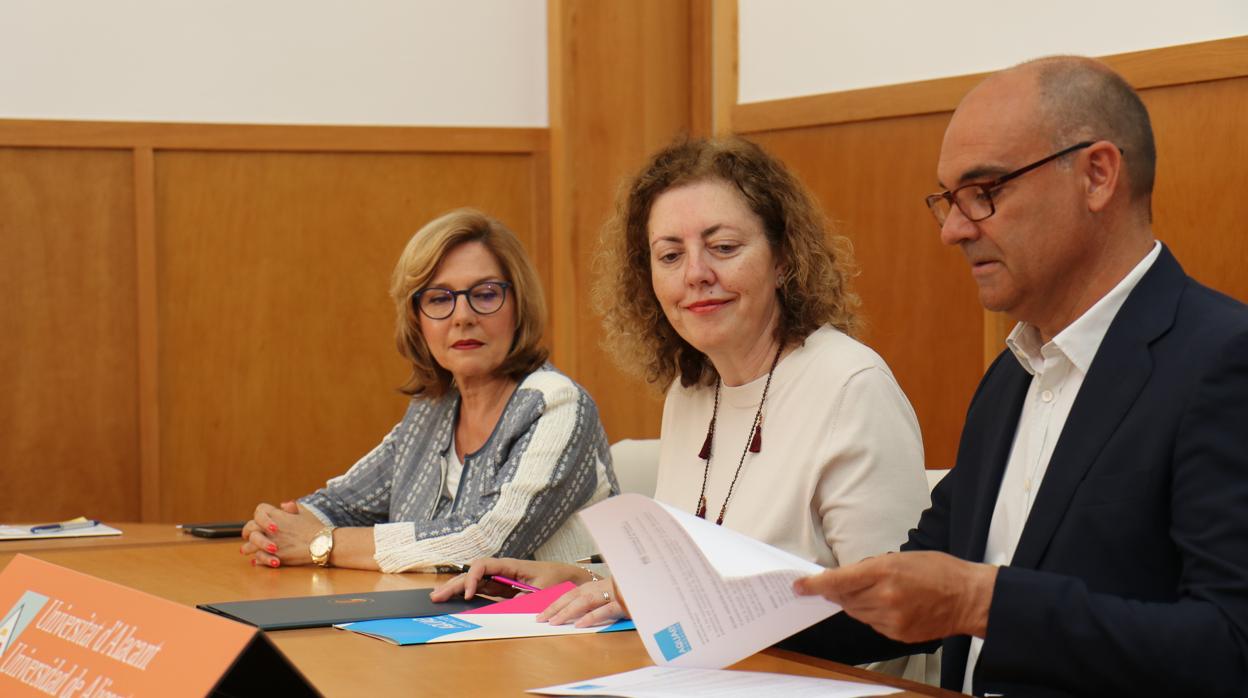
[{"left": 0, "top": 518, "right": 121, "bottom": 541}]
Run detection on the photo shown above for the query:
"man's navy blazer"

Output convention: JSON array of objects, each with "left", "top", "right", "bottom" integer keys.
[{"left": 790, "top": 245, "right": 1248, "bottom": 696}]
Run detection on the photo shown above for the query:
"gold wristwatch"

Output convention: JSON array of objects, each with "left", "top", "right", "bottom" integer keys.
[{"left": 309, "top": 526, "right": 336, "bottom": 567}]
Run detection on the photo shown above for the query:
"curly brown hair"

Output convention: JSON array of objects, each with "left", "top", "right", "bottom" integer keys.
[{"left": 594, "top": 135, "right": 859, "bottom": 389}]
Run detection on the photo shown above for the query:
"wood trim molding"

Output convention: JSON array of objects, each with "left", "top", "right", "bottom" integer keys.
[
  {"left": 710, "top": 0, "right": 737, "bottom": 135},
  {"left": 983, "top": 312, "right": 1015, "bottom": 373},
  {"left": 0, "top": 119, "right": 548, "bottom": 153},
  {"left": 530, "top": 148, "right": 556, "bottom": 357},
  {"left": 733, "top": 72, "right": 981, "bottom": 134},
  {"left": 545, "top": 0, "right": 577, "bottom": 375},
  {"left": 732, "top": 35, "right": 1248, "bottom": 134},
  {"left": 689, "top": 0, "right": 714, "bottom": 137},
  {"left": 132, "top": 147, "right": 161, "bottom": 522}
]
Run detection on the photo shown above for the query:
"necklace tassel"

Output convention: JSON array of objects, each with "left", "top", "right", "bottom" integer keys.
[
  {"left": 694, "top": 344, "right": 783, "bottom": 526},
  {"left": 698, "top": 430, "right": 713, "bottom": 460}
]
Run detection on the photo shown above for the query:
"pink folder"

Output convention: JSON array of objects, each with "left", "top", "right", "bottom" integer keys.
[{"left": 463, "top": 581, "right": 576, "bottom": 615}]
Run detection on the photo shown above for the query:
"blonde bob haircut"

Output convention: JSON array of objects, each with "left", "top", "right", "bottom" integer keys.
[
  {"left": 390, "top": 208, "right": 548, "bottom": 397},
  {"left": 595, "top": 136, "right": 860, "bottom": 389}
]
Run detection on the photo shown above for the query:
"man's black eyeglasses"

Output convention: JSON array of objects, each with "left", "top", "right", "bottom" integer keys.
[{"left": 924, "top": 141, "right": 1096, "bottom": 226}]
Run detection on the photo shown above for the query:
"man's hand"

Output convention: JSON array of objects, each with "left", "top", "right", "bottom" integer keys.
[{"left": 793, "top": 551, "right": 997, "bottom": 643}]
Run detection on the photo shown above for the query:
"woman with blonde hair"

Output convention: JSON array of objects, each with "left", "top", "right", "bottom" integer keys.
[
  {"left": 240, "top": 208, "right": 616, "bottom": 572},
  {"left": 435, "top": 137, "right": 930, "bottom": 645}
]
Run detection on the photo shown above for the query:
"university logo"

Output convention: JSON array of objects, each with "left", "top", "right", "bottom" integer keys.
[{"left": 0, "top": 591, "right": 49, "bottom": 657}]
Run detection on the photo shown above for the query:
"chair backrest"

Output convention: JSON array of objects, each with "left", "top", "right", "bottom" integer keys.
[
  {"left": 925, "top": 468, "right": 950, "bottom": 493},
  {"left": 609, "top": 438, "right": 661, "bottom": 497}
]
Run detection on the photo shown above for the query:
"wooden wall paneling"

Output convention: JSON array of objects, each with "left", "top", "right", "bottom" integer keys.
[
  {"left": 0, "top": 120, "right": 547, "bottom": 154},
  {"left": 711, "top": 0, "right": 737, "bottom": 135},
  {"left": 1144, "top": 76, "right": 1248, "bottom": 305},
  {"left": 1102, "top": 36, "right": 1248, "bottom": 91},
  {"left": 0, "top": 147, "right": 141, "bottom": 520},
  {"left": 731, "top": 35, "right": 1248, "bottom": 135},
  {"left": 154, "top": 150, "right": 541, "bottom": 521},
  {"left": 133, "top": 146, "right": 162, "bottom": 521},
  {"left": 637, "top": 2, "right": 696, "bottom": 156},
  {"left": 0, "top": 121, "right": 550, "bottom": 522},
  {"left": 547, "top": 0, "right": 577, "bottom": 376},
  {"left": 982, "top": 313, "right": 1015, "bottom": 372},
  {"left": 689, "top": 0, "right": 714, "bottom": 138},
  {"left": 529, "top": 149, "right": 556, "bottom": 356},
  {"left": 734, "top": 74, "right": 982, "bottom": 136},
  {"left": 750, "top": 115, "right": 982, "bottom": 471},
  {"left": 548, "top": 0, "right": 698, "bottom": 442}
]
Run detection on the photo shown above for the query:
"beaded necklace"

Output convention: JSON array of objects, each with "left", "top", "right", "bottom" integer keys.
[{"left": 695, "top": 344, "right": 783, "bottom": 525}]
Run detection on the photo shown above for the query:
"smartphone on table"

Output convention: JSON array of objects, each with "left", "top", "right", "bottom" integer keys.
[{"left": 179, "top": 521, "right": 247, "bottom": 538}]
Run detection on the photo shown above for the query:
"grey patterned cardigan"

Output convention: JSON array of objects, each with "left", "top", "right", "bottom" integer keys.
[{"left": 300, "top": 364, "right": 616, "bottom": 572}]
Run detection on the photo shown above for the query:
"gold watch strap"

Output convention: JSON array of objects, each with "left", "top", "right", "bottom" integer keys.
[{"left": 311, "top": 526, "right": 336, "bottom": 567}]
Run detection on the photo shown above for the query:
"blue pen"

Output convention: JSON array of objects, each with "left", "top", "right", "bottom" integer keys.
[{"left": 30, "top": 519, "right": 100, "bottom": 533}]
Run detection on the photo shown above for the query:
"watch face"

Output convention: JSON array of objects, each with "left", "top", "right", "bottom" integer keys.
[{"left": 311, "top": 535, "right": 331, "bottom": 557}]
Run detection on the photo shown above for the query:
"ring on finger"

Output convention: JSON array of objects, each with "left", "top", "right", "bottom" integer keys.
[{"left": 601, "top": 591, "right": 611, "bottom": 603}]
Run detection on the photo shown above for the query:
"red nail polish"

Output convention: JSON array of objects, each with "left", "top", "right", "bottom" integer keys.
[
  {"left": 269, "top": 559, "right": 279, "bottom": 568},
  {"left": 268, "top": 523, "right": 278, "bottom": 533},
  {"left": 251, "top": 559, "right": 257, "bottom": 567},
  {"left": 267, "top": 544, "right": 277, "bottom": 553}
]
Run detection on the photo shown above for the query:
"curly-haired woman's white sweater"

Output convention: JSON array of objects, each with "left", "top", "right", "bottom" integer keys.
[{"left": 654, "top": 326, "right": 930, "bottom": 569}]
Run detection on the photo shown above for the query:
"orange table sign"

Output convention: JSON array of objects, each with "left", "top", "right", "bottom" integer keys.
[{"left": 0, "top": 555, "right": 316, "bottom": 697}]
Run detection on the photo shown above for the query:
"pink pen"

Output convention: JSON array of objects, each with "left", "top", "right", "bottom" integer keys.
[{"left": 490, "top": 575, "right": 541, "bottom": 593}]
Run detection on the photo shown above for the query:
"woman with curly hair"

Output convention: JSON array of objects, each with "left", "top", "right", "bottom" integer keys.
[{"left": 435, "top": 137, "right": 929, "bottom": 635}]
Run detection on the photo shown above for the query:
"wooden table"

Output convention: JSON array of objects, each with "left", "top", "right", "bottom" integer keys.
[
  {"left": 2, "top": 531, "right": 959, "bottom": 698},
  {"left": 0, "top": 521, "right": 224, "bottom": 555}
]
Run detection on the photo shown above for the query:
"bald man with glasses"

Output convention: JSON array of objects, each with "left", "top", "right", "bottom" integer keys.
[{"left": 785, "top": 56, "right": 1248, "bottom": 697}]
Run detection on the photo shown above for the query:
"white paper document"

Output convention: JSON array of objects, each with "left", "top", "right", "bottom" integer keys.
[
  {"left": 578, "top": 494, "right": 840, "bottom": 668},
  {"left": 0, "top": 520, "right": 121, "bottom": 541},
  {"left": 528, "top": 666, "right": 902, "bottom": 697}
]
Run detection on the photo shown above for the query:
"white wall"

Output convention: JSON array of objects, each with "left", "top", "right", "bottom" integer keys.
[
  {"left": 0, "top": 0, "right": 547, "bottom": 126},
  {"left": 738, "top": 0, "right": 1248, "bottom": 104}
]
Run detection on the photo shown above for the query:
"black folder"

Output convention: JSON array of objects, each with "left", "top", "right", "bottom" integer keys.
[{"left": 198, "top": 588, "right": 490, "bottom": 630}]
